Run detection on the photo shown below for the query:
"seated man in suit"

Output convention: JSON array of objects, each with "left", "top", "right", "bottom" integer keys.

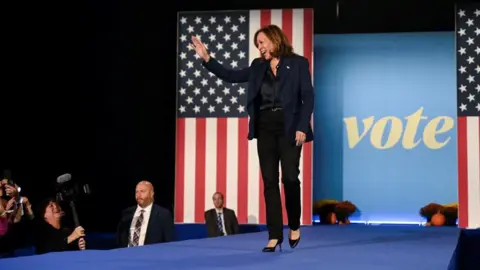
[
  {"left": 116, "top": 181, "right": 174, "bottom": 247},
  {"left": 204, "top": 192, "right": 240, "bottom": 237}
]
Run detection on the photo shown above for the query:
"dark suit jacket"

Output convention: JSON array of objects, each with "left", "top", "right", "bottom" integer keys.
[
  {"left": 204, "top": 208, "right": 240, "bottom": 237},
  {"left": 116, "top": 204, "right": 174, "bottom": 248},
  {"left": 202, "top": 54, "right": 314, "bottom": 143}
]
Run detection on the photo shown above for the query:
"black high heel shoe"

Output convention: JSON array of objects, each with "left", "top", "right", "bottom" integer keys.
[
  {"left": 262, "top": 238, "right": 283, "bottom": 252},
  {"left": 288, "top": 237, "right": 300, "bottom": 248},
  {"left": 289, "top": 230, "right": 300, "bottom": 248}
]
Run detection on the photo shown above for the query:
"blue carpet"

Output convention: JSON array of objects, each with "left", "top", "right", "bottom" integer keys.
[{"left": 0, "top": 225, "right": 459, "bottom": 270}]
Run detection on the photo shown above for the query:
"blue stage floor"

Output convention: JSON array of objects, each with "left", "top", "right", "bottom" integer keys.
[{"left": 1, "top": 225, "right": 460, "bottom": 270}]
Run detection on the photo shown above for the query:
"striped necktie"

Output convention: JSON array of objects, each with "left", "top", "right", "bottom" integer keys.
[
  {"left": 132, "top": 210, "right": 144, "bottom": 246},
  {"left": 217, "top": 212, "right": 224, "bottom": 235}
]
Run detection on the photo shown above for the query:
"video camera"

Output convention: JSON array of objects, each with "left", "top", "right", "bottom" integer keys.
[
  {"left": 55, "top": 173, "right": 92, "bottom": 227},
  {"left": 55, "top": 173, "right": 92, "bottom": 203}
]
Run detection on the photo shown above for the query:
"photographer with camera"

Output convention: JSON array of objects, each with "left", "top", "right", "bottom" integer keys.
[
  {"left": 0, "top": 172, "right": 35, "bottom": 257},
  {"left": 32, "top": 198, "right": 86, "bottom": 254}
]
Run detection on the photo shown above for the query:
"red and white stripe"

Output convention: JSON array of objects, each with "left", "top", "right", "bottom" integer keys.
[
  {"left": 175, "top": 8, "right": 313, "bottom": 225},
  {"left": 458, "top": 116, "right": 480, "bottom": 229}
]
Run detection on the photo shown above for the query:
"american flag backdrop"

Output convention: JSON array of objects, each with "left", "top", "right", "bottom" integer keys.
[
  {"left": 456, "top": 3, "right": 480, "bottom": 229},
  {"left": 175, "top": 9, "right": 313, "bottom": 225}
]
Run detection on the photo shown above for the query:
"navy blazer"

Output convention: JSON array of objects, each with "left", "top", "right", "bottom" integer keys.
[
  {"left": 116, "top": 204, "right": 174, "bottom": 248},
  {"left": 202, "top": 54, "right": 314, "bottom": 143}
]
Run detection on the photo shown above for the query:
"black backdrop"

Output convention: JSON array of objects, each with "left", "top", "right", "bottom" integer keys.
[{"left": 1, "top": 0, "right": 458, "bottom": 232}]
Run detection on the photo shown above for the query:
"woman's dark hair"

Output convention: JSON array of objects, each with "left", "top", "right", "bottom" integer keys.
[
  {"left": 253, "top": 24, "right": 294, "bottom": 58},
  {"left": 34, "top": 198, "right": 58, "bottom": 220}
]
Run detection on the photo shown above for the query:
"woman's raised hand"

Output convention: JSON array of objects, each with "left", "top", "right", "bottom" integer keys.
[{"left": 190, "top": 36, "right": 210, "bottom": 62}]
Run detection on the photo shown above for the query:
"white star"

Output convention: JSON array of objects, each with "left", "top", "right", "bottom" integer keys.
[
  {"left": 186, "top": 96, "right": 194, "bottom": 104},
  {"left": 238, "top": 33, "right": 246, "bottom": 41},
  {"left": 237, "top": 87, "right": 245, "bottom": 95},
  {"left": 179, "top": 70, "right": 186, "bottom": 77},
  {"left": 216, "top": 25, "right": 223, "bottom": 32},
  {"left": 238, "top": 16, "right": 246, "bottom": 23},
  {"left": 475, "top": 28, "right": 480, "bottom": 36},
  {"left": 224, "top": 16, "right": 231, "bottom": 23},
  {"left": 187, "top": 25, "right": 194, "bottom": 33},
  {"left": 459, "top": 103, "right": 467, "bottom": 111},
  {"left": 178, "top": 105, "right": 186, "bottom": 113},
  {"left": 200, "top": 96, "right": 208, "bottom": 104},
  {"left": 216, "top": 78, "right": 223, "bottom": 86},
  {"left": 458, "top": 28, "right": 466, "bottom": 36},
  {"left": 459, "top": 66, "right": 467, "bottom": 73},
  {"left": 179, "top": 52, "right": 187, "bottom": 59},
  {"left": 194, "top": 17, "right": 202, "bottom": 24},
  {"left": 216, "top": 42, "right": 224, "bottom": 51},
  {"left": 231, "top": 25, "right": 239, "bottom": 32},
  {"left": 475, "top": 9, "right": 480, "bottom": 17},
  {"left": 467, "top": 94, "right": 475, "bottom": 102},
  {"left": 476, "top": 103, "right": 480, "bottom": 111},
  {"left": 201, "top": 78, "right": 208, "bottom": 86},
  {"left": 466, "top": 18, "right": 474, "bottom": 27},
  {"left": 222, "top": 87, "right": 230, "bottom": 95},
  {"left": 230, "top": 60, "right": 238, "bottom": 68},
  {"left": 476, "top": 65, "right": 480, "bottom": 73},
  {"left": 186, "top": 61, "right": 194, "bottom": 69},
  {"left": 179, "top": 87, "right": 186, "bottom": 95},
  {"left": 237, "top": 105, "right": 245, "bottom": 113},
  {"left": 223, "top": 34, "right": 231, "bottom": 41},
  {"left": 193, "top": 88, "right": 201, "bottom": 95},
  {"left": 186, "top": 43, "right": 193, "bottom": 51},
  {"left": 222, "top": 105, "right": 230, "bottom": 113},
  {"left": 208, "top": 105, "right": 215, "bottom": 113},
  {"left": 476, "top": 84, "right": 480, "bottom": 92},
  {"left": 179, "top": 34, "right": 187, "bottom": 42},
  {"left": 230, "top": 96, "right": 238, "bottom": 104},
  {"left": 210, "top": 52, "right": 216, "bottom": 59},
  {"left": 231, "top": 42, "right": 238, "bottom": 50},
  {"left": 193, "top": 69, "right": 201, "bottom": 77},
  {"left": 186, "top": 79, "right": 193, "bottom": 86},
  {"left": 238, "top": 51, "right": 246, "bottom": 59},
  {"left": 215, "top": 96, "right": 223, "bottom": 104},
  {"left": 223, "top": 51, "right": 231, "bottom": 59},
  {"left": 467, "top": 75, "right": 475, "bottom": 83},
  {"left": 459, "top": 85, "right": 467, "bottom": 92},
  {"left": 202, "top": 25, "right": 209, "bottom": 33},
  {"left": 458, "top": 47, "right": 466, "bottom": 55},
  {"left": 209, "top": 16, "right": 216, "bottom": 24},
  {"left": 467, "top": 56, "right": 475, "bottom": 64},
  {"left": 208, "top": 71, "right": 215, "bottom": 77},
  {"left": 193, "top": 53, "right": 200, "bottom": 59},
  {"left": 209, "top": 34, "right": 216, "bottom": 41},
  {"left": 458, "top": 10, "right": 465, "bottom": 17},
  {"left": 180, "top": 17, "right": 187, "bottom": 24},
  {"left": 193, "top": 105, "right": 200, "bottom": 113},
  {"left": 208, "top": 87, "right": 215, "bottom": 95},
  {"left": 466, "top": 37, "right": 474, "bottom": 45},
  {"left": 475, "top": 47, "right": 480, "bottom": 54}
]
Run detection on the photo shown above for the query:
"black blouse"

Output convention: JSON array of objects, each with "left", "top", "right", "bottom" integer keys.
[{"left": 33, "top": 220, "right": 78, "bottom": 254}]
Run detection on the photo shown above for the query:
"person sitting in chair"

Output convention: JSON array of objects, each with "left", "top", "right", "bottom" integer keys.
[
  {"left": 204, "top": 192, "right": 240, "bottom": 237},
  {"left": 116, "top": 181, "right": 174, "bottom": 247}
]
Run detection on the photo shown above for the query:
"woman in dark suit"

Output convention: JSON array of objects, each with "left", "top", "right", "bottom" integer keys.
[{"left": 190, "top": 24, "right": 314, "bottom": 252}]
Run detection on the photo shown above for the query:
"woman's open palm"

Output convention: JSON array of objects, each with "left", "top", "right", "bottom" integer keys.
[{"left": 190, "top": 36, "right": 209, "bottom": 62}]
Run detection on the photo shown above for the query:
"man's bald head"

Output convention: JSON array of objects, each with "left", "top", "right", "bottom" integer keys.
[{"left": 135, "top": 180, "right": 154, "bottom": 207}]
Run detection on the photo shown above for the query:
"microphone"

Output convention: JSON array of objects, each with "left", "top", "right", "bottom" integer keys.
[{"left": 57, "top": 173, "right": 72, "bottom": 184}]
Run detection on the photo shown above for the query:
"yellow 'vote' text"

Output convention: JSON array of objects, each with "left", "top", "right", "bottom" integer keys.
[{"left": 343, "top": 107, "right": 454, "bottom": 150}]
